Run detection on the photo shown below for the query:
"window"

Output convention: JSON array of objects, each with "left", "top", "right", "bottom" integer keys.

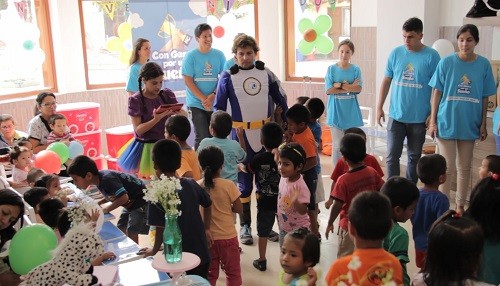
[
  {"left": 285, "top": 0, "right": 351, "bottom": 81},
  {"left": 79, "top": 0, "right": 131, "bottom": 89},
  {"left": 0, "top": 0, "right": 56, "bottom": 98}
]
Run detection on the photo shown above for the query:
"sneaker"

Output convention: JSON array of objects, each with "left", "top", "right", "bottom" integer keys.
[
  {"left": 240, "top": 225, "right": 253, "bottom": 245},
  {"left": 268, "top": 230, "right": 279, "bottom": 242},
  {"left": 253, "top": 259, "right": 267, "bottom": 271}
]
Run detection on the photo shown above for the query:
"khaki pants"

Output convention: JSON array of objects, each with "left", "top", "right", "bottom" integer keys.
[{"left": 337, "top": 228, "right": 355, "bottom": 258}]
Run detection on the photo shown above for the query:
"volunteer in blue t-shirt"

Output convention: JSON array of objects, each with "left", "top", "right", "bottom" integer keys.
[
  {"left": 126, "top": 38, "right": 151, "bottom": 96},
  {"left": 492, "top": 85, "right": 500, "bottom": 155},
  {"left": 428, "top": 24, "right": 496, "bottom": 214},
  {"left": 181, "top": 23, "right": 226, "bottom": 150},
  {"left": 376, "top": 17, "right": 440, "bottom": 183}
]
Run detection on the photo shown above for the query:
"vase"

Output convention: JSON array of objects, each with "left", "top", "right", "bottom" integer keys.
[{"left": 163, "top": 214, "right": 182, "bottom": 263}]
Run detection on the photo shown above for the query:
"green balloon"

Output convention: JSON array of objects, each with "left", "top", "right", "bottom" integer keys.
[
  {"left": 316, "top": 36, "right": 334, "bottom": 54},
  {"left": 298, "top": 18, "right": 313, "bottom": 33},
  {"left": 298, "top": 40, "right": 315, "bottom": 56},
  {"left": 23, "top": 40, "right": 35, "bottom": 51},
  {"left": 9, "top": 224, "right": 58, "bottom": 275},
  {"left": 47, "top": 142, "right": 70, "bottom": 164},
  {"left": 314, "top": 15, "right": 332, "bottom": 34}
]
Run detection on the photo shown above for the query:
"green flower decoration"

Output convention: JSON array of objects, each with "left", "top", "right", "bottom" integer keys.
[{"left": 297, "top": 14, "right": 334, "bottom": 55}]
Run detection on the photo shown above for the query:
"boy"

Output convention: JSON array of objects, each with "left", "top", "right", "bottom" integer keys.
[
  {"left": 165, "top": 114, "right": 201, "bottom": 180},
  {"left": 325, "top": 191, "right": 403, "bottom": 285},
  {"left": 47, "top": 113, "right": 74, "bottom": 145},
  {"left": 67, "top": 155, "right": 149, "bottom": 243},
  {"left": 325, "top": 133, "right": 384, "bottom": 258},
  {"left": 27, "top": 168, "right": 46, "bottom": 187},
  {"left": 248, "top": 122, "right": 282, "bottom": 271},
  {"left": 325, "top": 127, "right": 384, "bottom": 209},
  {"left": 411, "top": 154, "right": 449, "bottom": 268},
  {"left": 138, "top": 139, "right": 212, "bottom": 278},
  {"left": 381, "top": 177, "right": 420, "bottom": 286},
  {"left": 305, "top": 98, "right": 326, "bottom": 206},
  {"left": 285, "top": 103, "right": 319, "bottom": 237},
  {"left": 23, "top": 186, "right": 50, "bottom": 223}
]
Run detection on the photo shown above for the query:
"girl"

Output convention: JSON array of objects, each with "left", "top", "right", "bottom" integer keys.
[
  {"left": 428, "top": 24, "right": 497, "bottom": 214},
  {"left": 198, "top": 146, "right": 243, "bottom": 286},
  {"left": 478, "top": 154, "right": 500, "bottom": 179},
  {"left": 34, "top": 174, "right": 69, "bottom": 205},
  {"left": 466, "top": 177, "right": 500, "bottom": 285},
  {"left": 279, "top": 227, "right": 320, "bottom": 286},
  {"left": 9, "top": 146, "right": 32, "bottom": 187},
  {"left": 412, "top": 210, "right": 491, "bottom": 286},
  {"left": 118, "top": 62, "right": 182, "bottom": 178},
  {"left": 277, "top": 143, "right": 311, "bottom": 245},
  {"left": 27, "top": 92, "right": 58, "bottom": 154},
  {"left": 126, "top": 38, "right": 151, "bottom": 96},
  {"left": 0, "top": 188, "right": 25, "bottom": 285},
  {"left": 324, "top": 39, "right": 363, "bottom": 166}
]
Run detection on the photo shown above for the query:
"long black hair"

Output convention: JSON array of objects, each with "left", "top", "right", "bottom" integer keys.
[
  {"left": 198, "top": 146, "right": 224, "bottom": 191},
  {"left": 0, "top": 189, "right": 24, "bottom": 249}
]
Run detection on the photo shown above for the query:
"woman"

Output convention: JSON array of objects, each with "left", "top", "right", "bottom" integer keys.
[
  {"left": 324, "top": 39, "right": 363, "bottom": 165},
  {"left": 0, "top": 115, "right": 28, "bottom": 149},
  {"left": 27, "top": 92, "right": 57, "bottom": 154},
  {"left": 492, "top": 85, "right": 500, "bottom": 154},
  {"left": 428, "top": 24, "right": 497, "bottom": 214},
  {"left": 0, "top": 188, "right": 24, "bottom": 285},
  {"left": 181, "top": 23, "right": 226, "bottom": 150},
  {"left": 126, "top": 38, "right": 151, "bottom": 96}
]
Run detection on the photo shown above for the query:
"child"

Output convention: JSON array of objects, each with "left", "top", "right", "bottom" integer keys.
[
  {"left": 9, "top": 145, "right": 32, "bottom": 186},
  {"left": 325, "top": 191, "right": 403, "bottom": 285},
  {"left": 46, "top": 113, "right": 74, "bottom": 145},
  {"left": 34, "top": 174, "right": 70, "bottom": 205},
  {"left": 15, "top": 137, "right": 34, "bottom": 155},
  {"left": 325, "top": 133, "right": 384, "bottom": 258},
  {"left": 295, "top": 96, "right": 310, "bottom": 105},
  {"left": 285, "top": 104, "right": 319, "bottom": 237},
  {"left": 198, "top": 146, "right": 243, "bottom": 285},
  {"left": 325, "top": 127, "right": 384, "bottom": 209},
  {"left": 381, "top": 177, "right": 420, "bottom": 286},
  {"left": 277, "top": 142, "right": 311, "bottom": 245},
  {"left": 38, "top": 197, "right": 65, "bottom": 230},
  {"left": 248, "top": 122, "right": 283, "bottom": 271},
  {"left": 412, "top": 210, "right": 487, "bottom": 286},
  {"left": 279, "top": 227, "right": 320, "bottom": 286},
  {"left": 118, "top": 61, "right": 182, "bottom": 178},
  {"left": 138, "top": 139, "right": 212, "bottom": 279},
  {"left": 478, "top": 154, "right": 500, "bottom": 179},
  {"left": 411, "top": 154, "right": 450, "bottom": 269},
  {"left": 67, "top": 155, "right": 149, "bottom": 243},
  {"left": 165, "top": 114, "right": 202, "bottom": 180},
  {"left": 27, "top": 168, "right": 46, "bottom": 187},
  {"left": 23, "top": 186, "right": 50, "bottom": 223},
  {"left": 466, "top": 176, "right": 500, "bottom": 285}
]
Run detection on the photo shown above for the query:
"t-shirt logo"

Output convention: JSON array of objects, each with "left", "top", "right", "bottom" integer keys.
[
  {"left": 402, "top": 63, "right": 415, "bottom": 81},
  {"left": 243, "top": 77, "right": 262, "bottom": 96},
  {"left": 457, "top": 74, "right": 472, "bottom": 95},
  {"left": 203, "top": 61, "right": 213, "bottom": 76}
]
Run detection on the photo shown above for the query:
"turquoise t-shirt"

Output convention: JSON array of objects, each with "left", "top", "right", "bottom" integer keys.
[
  {"left": 429, "top": 54, "right": 496, "bottom": 140},
  {"left": 197, "top": 137, "right": 246, "bottom": 183},
  {"left": 324, "top": 63, "right": 363, "bottom": 129},
  {"left": 223, "top": 57, "right": 236, "bottom": 71},
  {"left": 126, "top": 62, "right": 142, "bottom": 93},
  {"left": 181, "top": 48, "right": 226, "bottom": 110},
  {"left": 385, "top": 45, "right": 440, "bottom": 123}
]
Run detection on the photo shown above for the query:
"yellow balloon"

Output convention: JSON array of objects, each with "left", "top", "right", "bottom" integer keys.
[
  {"left": 118, "top": 22, "right": 132, "bottom": 39},
  {"left": 105, "top": 36, "right": 121, "bottom": 51},
  {"left": 119, "top": 50, "right": 131, "bottom": 64}
]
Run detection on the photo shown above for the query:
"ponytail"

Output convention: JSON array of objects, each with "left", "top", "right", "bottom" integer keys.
[
  {"left": 203, "top": 165, "right": 215, "bottom": 190},
  {"left": 198, "top": 146, "right": 224, "bottom": 191}
]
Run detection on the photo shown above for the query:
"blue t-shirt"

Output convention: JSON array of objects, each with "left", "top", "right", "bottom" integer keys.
[
  {"left": 147, "top": 177, "right": 212, "bottom": 266},
  {"left": 325, "top": 64, "right": 363, "bottom": 129},
  {"left": 429, "top": 54, "right": 497, "bottom": 140},
  {"left": 97, "top": 170, "right": 146, "bottom": 210},
  {"left": 223, "top": 58, "right": 235, "bottom": 71},
  {"left": 198, "top": 137, "right": 246, "bottom": 183},
  {"left": 126, "top": 62, "right": 142, "bottom": 93},
  {"left": 181, "top": 48, "right": 226, "bottom": 110},
  {"left": 410, "top": 188, "right": 449, "bottom": 251},
  {"left": 385, "top": 46, "right": 440, "bottom": 123},
  {"left": 308, "top": 121, "right": 322, "bottom": 174}
]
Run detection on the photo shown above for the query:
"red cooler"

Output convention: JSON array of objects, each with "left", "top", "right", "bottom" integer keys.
[
  {"left": 105, "top": 125, "right": 134, "bottom": 158},
  {"left": 92, "top": 155, "right": 104, "bottom": 170},
  {"left": 105, "top": 155, "right": 122, "bottom": 171},
  {"left": 57, "top": 102, "right": 100, "bottom": 134},
  {"left": 73, "top": 130, "right": 102, "bottom": 158}
]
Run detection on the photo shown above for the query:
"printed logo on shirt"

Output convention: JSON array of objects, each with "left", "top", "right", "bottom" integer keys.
[
  {"left": 203, "top": 61, "right": 213, "bottom": 76},
  {"left": 243, "top": 77, "right": 262, "bottom": 96},
  {"left": 457, "top": 74, "right": 472, "bottom": 95},
  {"left": 402, "top": 63, "right": 415, "bottom": 81}
]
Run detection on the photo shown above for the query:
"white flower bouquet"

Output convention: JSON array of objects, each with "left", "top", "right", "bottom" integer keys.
[{"left": 143, "top": 174, "right": 182, "bottom": 216}]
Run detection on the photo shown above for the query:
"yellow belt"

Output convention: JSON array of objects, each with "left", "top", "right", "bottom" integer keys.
[{"left": 232, "top": 117, "right": 271, "bottom": 130}]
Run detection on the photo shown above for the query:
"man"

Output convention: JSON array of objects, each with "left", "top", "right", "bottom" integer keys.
[
  {"left": 214, "top": 35, "right": 287, "bottom": 245},
  {"left": 376, "top": 17, "right": 440, "bottom": 183}
]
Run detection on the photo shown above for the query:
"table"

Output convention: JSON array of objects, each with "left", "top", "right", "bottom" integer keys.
[
  {"left": 152, "top": 252, "right": 201, "bottom": 285},
  {"left": 99, "top": 221, "right": 141, "bottom": 265}
]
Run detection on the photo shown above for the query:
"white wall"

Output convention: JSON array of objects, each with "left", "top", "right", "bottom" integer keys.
[
  {"left": 257, "top": 1, "right": 284, "bottom": 79},
  {"left": 440, "top": 0, "right": 475, "bottom": 26},
  {"left": 351, "top": 0, "right": 377, "bottom": 27}
]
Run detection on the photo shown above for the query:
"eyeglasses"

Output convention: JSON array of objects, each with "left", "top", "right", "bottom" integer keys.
[{"left": 41, "top": 102, "right": 57, "bottom": 107}]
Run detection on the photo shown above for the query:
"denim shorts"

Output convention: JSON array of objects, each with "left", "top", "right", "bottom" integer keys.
[{"left": 117, "top": 204, "right": 149, "bottom": 234}]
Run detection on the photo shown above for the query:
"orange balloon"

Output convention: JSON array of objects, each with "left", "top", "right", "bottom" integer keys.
[
  {"left": 304, "top": 29, "right": 317, "bottom": 42},
  {"left": 34, "top": 150, "right": 61, "bottom": 174}
]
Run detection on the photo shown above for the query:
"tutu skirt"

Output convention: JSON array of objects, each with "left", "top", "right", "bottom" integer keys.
[{"left": 117, "top": 138, "right": 155, "bottom": 179}]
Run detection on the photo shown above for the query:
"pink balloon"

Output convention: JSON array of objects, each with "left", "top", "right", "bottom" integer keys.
[{"left": 34, "top": 150, "right": 61, "bottom": 174}]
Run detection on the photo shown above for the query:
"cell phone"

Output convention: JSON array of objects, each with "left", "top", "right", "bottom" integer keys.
[{"left": 155, "top": 103, "right": 184, "bottom": 114}]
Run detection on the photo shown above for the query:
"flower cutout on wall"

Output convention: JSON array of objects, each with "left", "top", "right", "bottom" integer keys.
[
  {"left": 105, "top": 22, "right": 132, "bottom": 65},
  {"left": 297, "top": 14, "right": 334, "bottom": 56}
]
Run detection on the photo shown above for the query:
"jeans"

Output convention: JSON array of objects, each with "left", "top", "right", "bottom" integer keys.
[
  {"left": 189, "top": 107, "right": 212, "bottom": 150},
  {"left": 386, "top": 117, "right": 426, "bottom": 183}
]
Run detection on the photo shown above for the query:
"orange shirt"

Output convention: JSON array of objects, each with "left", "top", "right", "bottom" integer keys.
[
  {"left": 177, "top": 148, "right": 202, "bottom": 180},
  {"left": 292, "top": 127, "right": 317, "bottom": 159}
]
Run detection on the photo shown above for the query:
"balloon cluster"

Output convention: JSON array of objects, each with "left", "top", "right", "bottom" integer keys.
[{"left": 34, "top": 141, "right": 84, "bottom": 174}]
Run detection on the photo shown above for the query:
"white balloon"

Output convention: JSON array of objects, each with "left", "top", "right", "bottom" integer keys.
[{"left": 432, "top": 39, "right": 455, "bottom": 58}]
